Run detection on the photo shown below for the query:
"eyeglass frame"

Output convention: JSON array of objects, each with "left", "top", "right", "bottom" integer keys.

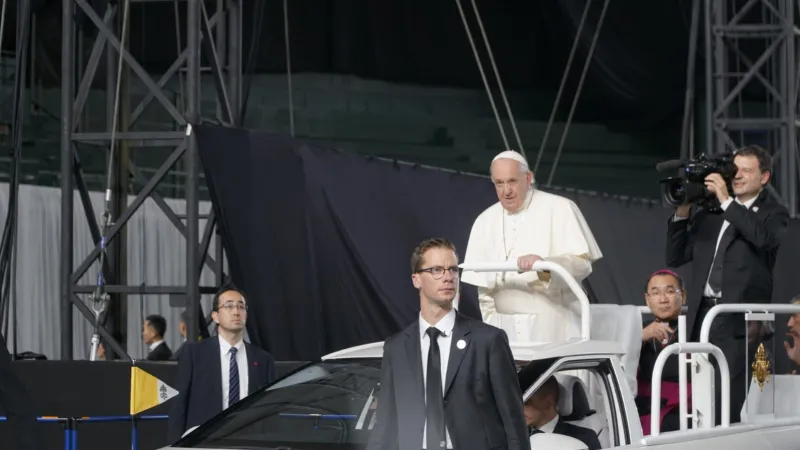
[
  {"left": 215, "top": 301, "right": 248, "bottom": 312},
  {"left": 415, "top": 266, "right": 460, "bottom": 280}
]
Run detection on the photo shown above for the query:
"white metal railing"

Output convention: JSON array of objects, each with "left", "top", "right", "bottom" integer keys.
[
  {"left": 650, "top": 341, "right": 731, "bottom": 436},
  {"left": 699, "top": 303, "right": 800, "bottom": 344},
  {"left": 458, "top": 260, "right": 591, "bottom": 340}
]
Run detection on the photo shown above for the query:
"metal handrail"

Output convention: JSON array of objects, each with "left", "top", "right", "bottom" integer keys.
[
  {"left": 650, "top": 342, "right": 730, "bottom": 436},
  {"left": 458, "top": 260, "right": 591, "bottom": 340},
  {"left": 699, "top": 303, "right": 800, "bottom": 343}
]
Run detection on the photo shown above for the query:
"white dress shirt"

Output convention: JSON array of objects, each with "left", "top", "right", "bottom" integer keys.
[
  {"left": 675, "top": 195, "right": 758, "bottom": 298},
  {"left": 149, "top": 340, "right": 165, "bottom": 352},
  {"left": 219, "top": 337, "right": 249, "bottom": 410},
  {"left": 420, "top": 308, "right": 456, "bottom": 449}
]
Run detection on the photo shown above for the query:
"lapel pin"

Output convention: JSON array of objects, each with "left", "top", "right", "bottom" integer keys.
[
  {"left": 456, "top": 339, "right": 466, "bottom": 350},
  {"left": 753, "top": 206, "right": 759, "bottom": 212}
]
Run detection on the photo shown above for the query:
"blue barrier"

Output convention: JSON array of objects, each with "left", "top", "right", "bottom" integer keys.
[{"left": 0, "top": 414, "right": 168, "bottom": 450}]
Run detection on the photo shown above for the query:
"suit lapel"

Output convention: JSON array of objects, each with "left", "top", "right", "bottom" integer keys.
[
  {"left": 209, "top": 336, "right": 223, "bottom": 410},
  {"left": 404, "top": 321, "right": 425, "bottom": 405},
  {"left": 444, "top": 313, "right": 471, "bottom": 397},
  {"left": 245, "top": 343, "right": 259, "bottom": 395}
]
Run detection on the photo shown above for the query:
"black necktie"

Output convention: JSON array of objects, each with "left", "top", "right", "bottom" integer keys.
[
  {"left": 426, "top": 327, "right": 446, "bottom": 449},
  {"left": 530, "top": 428, "right": 544, "bottom": 435},
  {"left": 707, "top": 225, "right": 735, "bottom": 293}
]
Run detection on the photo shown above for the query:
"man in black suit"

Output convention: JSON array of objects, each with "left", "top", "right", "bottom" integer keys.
[
  {"left": 665, "top": 144, "right": 790, "bottom": 424},
  {"left": 367, "top": 238, "right": 530, "bottom": 450},
  {"left": 525, "top": 376, "right": 600, "bottom": 450},
  {"left": 0, "top": 333, "right": 38, "bottom": 450},
  {"left": 168, "top": 287, "right": 277, "bottom": 443},
  {"left": 171, "top": 310, "right": 189, "bottom": 361},
  {"left": 143, "top": 314, "right": 172, "bottom": 361}
]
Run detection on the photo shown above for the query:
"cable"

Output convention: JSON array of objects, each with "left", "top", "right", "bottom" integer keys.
[
  {"left": 534, "top": 0, "right": 592, "bottom": 175},
  {"left": 0, "top": 0, "right": 31, "bottom": 355},
  {"left": 240, "top": 0, "right": 267, "bottom": 125},
  {"left": 547, "top": 0, "right": 611, "bottom": 186},
  {"left": 89, "top": 0, "right": 132, "bottom": 361},
  {"left": 283, "top": 0, "right": 294, "bottom": 137},
  {"left": 453, "top": 0, "right": 509, "bottom": 151},
  {"left": 468, "top": 0, "right": 525, "bottom": 158}
]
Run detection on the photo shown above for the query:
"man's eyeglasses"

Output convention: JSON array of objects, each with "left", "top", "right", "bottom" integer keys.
[
  {"left": 218, "top": 301, "right": 247, "bottom": 312},
  {"left": 416, "top": 266, "right": 460, "bottom": 280},
  {"left": 646, "top": 288, "right": 680, "bottom": 298}
]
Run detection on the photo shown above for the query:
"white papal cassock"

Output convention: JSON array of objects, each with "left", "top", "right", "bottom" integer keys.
[{"left": 461, "top": 188, "right": 603, "bottom": 343}]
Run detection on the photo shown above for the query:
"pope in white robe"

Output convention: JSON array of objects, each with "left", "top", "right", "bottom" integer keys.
[{"left": 461, "top": 150, "right": 603, "bottom": 343}]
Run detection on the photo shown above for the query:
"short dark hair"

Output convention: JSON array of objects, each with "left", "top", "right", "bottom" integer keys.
[
  {"left": 534, "top": 376, "right": 560, "bottom": 404},
  {"left": 735, "top": 144, "right": 773, "bottom": 173},
  {"left": 180, "top": 309, "right": 189, "bottom": 324},
  {"left": 145, "top": 315, "right": 167, "bottom": 338},
  {"left": 213, "top": 284, "right": 247, "bottom": 310},
  {"left": 410, "top": 238, "right": 458, "bottom": 273},
  {"left": 645, "top": 269, "right": 684, "bottom": 293}
]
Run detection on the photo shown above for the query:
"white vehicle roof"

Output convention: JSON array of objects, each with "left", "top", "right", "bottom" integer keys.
[{"left": 321, "top": 338, "right": 625, "bottom": 362}]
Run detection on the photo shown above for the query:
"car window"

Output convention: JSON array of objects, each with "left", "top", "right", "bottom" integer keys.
[
  {"left": 522, "top": 358, "right": 621, "bottom": 449},
  {"left": 177, "top": 358, "right": 382, "bottom": 449}
]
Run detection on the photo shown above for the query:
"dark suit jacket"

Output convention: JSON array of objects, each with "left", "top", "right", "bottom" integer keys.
[
  {"left": 171, "top": 342, "right": 185, "bottom": 361},
  {"left": 167, "top": 335, "right": 277, "bottom": 443},
  {"left": 553, "top": 419, "right": 601, "bottom": 450},
  {"left": 665, "top": 190, "right": 790, "bottom": 338},
  {"left": 147, "top": 341, "right": 173, "bottom": 361},
  {"left": 367, "top": 311, "right": 530, "bottom": 450},
  {"left": 0, "top": 334, "right": 39, "bottom": 450}
]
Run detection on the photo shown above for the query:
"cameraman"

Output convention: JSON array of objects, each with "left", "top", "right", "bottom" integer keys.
[{"left": 665, "top": 145, "right": 789, "bottom": 424}]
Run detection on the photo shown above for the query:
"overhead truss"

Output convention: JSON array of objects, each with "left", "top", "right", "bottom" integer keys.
[
  {"left": 60, "top": 0, "right": 243, "bottom": 360},
  {"left": 704, "top": 0, "right": 799, "bottom": 218}
]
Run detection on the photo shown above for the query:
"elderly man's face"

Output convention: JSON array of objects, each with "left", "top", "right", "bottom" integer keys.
[{"left": 490, "top": 159, "right": 533, "bottom": 212}]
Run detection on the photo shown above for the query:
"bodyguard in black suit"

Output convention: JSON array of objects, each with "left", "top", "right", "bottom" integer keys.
[
  {"left": 168, "top": 287, "right": 277, "bottom": 443},
  {"left": 367, "top": 238, "right": 530, "bottom": 450},
  {"left": 665, "top": 145, "right": 789, "bottom": 424},
  {"left": 143, "top": 314, "right": 173, "bottom": 361}
]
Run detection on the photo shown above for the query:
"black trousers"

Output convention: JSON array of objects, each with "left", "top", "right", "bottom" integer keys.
[{"left": 693, "top": 298, "right": 764, "bottom": 425}]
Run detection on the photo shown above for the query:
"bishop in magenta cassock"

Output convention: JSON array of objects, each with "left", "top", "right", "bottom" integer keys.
[{"left": 461, "top": 150, "right": 603, "bottom": 343}]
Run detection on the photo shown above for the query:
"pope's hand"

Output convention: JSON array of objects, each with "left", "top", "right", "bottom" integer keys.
[{"left": 517, "top": 254, "right": 543, "bottom": 272}]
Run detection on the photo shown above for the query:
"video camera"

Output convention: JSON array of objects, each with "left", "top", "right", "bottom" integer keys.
[{"left": 656, "top": 152, "right": 737, "bottom": 212}]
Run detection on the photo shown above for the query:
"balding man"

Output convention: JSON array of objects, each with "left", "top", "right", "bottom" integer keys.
[{"left": 461, "top": 150, "right": 602, "bottom": 343}]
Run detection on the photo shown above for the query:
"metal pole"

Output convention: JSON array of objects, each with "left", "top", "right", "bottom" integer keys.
[
  {"left": 60, "top": 0, "right": 75, "bottom": 360},
  {"left": 228, "top": 0, "right": 241, "bottom": 124},
  {"left": 783, "top": 0, "right": 797, "bottom": 217},
  {"left": 703, "top": 0, "right": 714, "bottom": 157},
  {"left": 186, "top": 0, "right": 200, "bottom": 342}
]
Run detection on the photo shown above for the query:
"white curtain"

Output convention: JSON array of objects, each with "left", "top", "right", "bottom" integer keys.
[{"left": 0, "top": 183, "right": 221, "bottom": 360}]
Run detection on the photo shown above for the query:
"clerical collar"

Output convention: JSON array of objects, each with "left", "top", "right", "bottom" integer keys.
[{"left": 504, "top": 188, "right": 534, "bottom": 216}]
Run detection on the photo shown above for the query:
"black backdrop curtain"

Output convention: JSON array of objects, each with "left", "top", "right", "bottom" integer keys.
[{"left": 197, "top": 124, "right": 690, "bottom": 361}]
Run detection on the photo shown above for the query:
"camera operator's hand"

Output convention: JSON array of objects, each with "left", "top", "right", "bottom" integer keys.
[{"left": 704, "top": 173, "right": 730, "bottom": 204}]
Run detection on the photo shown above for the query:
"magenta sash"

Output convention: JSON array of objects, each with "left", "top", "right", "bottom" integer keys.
[{"left": 638, "top": 380, "right": 691, "bottom": 435}]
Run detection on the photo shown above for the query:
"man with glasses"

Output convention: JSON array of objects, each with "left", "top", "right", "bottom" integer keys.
[
  {"left": 168, "top": 286, "right": 277, "bottom": 443},
  {"left": 462, "top": 150, "right": 603, "bottom": 344},
  {"left": 367, "top": 238, "right": 530, "bottom": 450}
]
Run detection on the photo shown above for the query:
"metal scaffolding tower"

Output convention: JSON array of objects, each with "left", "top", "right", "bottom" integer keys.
[
  {"left": 704, "top": 0, "right": 799, "bottom": 218},
  {"left": 60, "top": 0, "right": 242, "bottom": 360}
]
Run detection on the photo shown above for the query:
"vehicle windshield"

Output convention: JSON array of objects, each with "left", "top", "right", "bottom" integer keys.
[{"left": 176, "top": 358, "right": 382, "bottom": 449}]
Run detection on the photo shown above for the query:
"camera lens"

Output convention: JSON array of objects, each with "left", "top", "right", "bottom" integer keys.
[{"left": 666, "top": 182, "right": 686, "bottom": 205}]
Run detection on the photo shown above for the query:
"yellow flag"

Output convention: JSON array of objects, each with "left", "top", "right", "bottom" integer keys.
[{"left": 130, "top": 366, "right": 178, "bottom": 415}]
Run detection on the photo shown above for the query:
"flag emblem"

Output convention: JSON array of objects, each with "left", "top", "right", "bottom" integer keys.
[{"left": 130, "top": 366, "right": 178, "bottom": 415}]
